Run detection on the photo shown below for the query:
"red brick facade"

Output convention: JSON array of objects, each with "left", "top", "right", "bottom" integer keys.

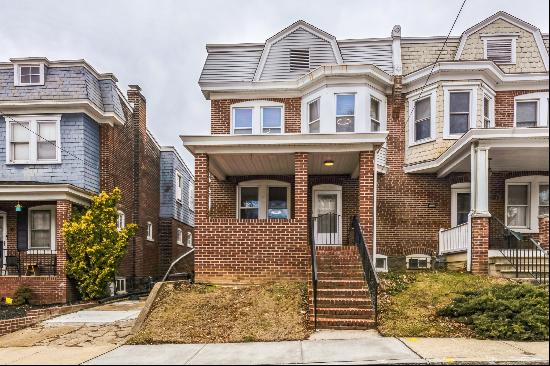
[
  {"left": 539, "top": 215, "right": 549, "bottom": 251},
  {"left": 471, "top": 216, "right": 490, "bottom": 274},
  {"left": 494, "top": 90, "right": 549, "bottom": 128}
]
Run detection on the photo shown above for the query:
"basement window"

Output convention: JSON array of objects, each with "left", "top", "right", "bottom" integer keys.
[
  {"left": 115, "top": 277, "right": 127, "bottom": 294},
  {"left": 406, "top": 254, "right": 431, "bottom": 270},
  {"left": 289, "top": 49, "right": 310, "bottom": 71},
  {"left": 375, "top": 254, "right": 388, "bottom": 272}
]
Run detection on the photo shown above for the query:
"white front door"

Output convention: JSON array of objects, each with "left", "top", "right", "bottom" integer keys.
[{"left": 313, "top": 186, "right": 342, "bottom": 245}]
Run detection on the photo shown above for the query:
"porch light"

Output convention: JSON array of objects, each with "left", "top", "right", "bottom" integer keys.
[
  {"left": 15, "top": 202, "right": 23, "bottom": 212},
  {"left": 323, "top": 160, "right": 335, "bottom": 167}
]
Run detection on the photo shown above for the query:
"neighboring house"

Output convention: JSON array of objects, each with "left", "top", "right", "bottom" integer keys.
[
  {"left": 0, "top": 58, "right": 194, "bottom": 304},
  {"left": 183, "top": 11, "right": 549, "bottom": 329}
]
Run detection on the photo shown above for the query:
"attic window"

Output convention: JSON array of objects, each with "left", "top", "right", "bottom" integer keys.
[
  {"left": 289, "top": 49, "right": 310, "bottom": 71},
  {"left": 14, "top": 63, "right": 45, "bottom": 86},
  {"left": 484, "top": 37, "right": 516, "bottom": 64}
]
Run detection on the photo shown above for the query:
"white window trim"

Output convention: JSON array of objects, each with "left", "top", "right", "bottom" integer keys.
[
  {"left": 230, "top": 100, "right": 285, "bottom": 135},
  {"left": 443, "top": 86, "right": 478, "bottom": 139},
  {"left": 146, "top": 221, "right": 154, "bottom": 241},
  {"left": 175, "top": 171, "right": 183, "bottom": 203},
  {"left": 27, "top": 205, "right": 56, "bottom": 251},
  {"left": 5, "top": 115, "right": 62, "bottom": 164},
  {"left": 482, "top": 36, "right": 517, "bottom": 65},
  {"left": 335, "top": 93, "right": 356, "bottom": 133},
  {"left": 117, "top": 210, "right": 125, "bottom": 230},
  {"left": 188, "top": 181, "right": 195, "bottom": 211},
  {"left": 176, "top": 228, "right": 183, "bottom": 245},
  {"left": 505, "top": 176, "right": 549, "bottom": 233},
  {"left": 115, "top": 277, "right": 127, "bottom": 294},
  {"left": 375, "top": 254, "right": 388, "bottom": 272},
  {"left": 451, "top": 182, "right": 471, "bottom": 227},
  {"left": 13, "top": 63, "right": 45, "bottom": 86},
  {"left": 236, "top": 180, "right": 292, "bottom": 220},
  {"left": 406, "top": 254, "right": 431, "bottom": 270},
  {"left": 514, "top": 92, "right": 549, "bottom": 128},
  {"left": 408, "top": 89, "right": 437, "bottom": 146},
  {"left": 482, "top": 87, "right": 496, "bottom": 128},
  {"left": 307, "top": 98, "right": 320, "bottom": 133},
  {"left": 187, "top": 232, "right": 193, "bottom": 248}
]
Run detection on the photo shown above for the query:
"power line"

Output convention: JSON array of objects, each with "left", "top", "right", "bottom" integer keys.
[
  {"left": 405, "top": 0, "right": 468, "bottom": 126},
  {"left": 0, "top": 110, "right": 87, "bottom": 164}
]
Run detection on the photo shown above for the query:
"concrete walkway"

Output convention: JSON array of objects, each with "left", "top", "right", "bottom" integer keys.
[{"left": 84, "top": 330, "right": 549, "bottom": 365}]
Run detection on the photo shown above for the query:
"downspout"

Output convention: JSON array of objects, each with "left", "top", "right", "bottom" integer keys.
[{"left": 373, "top": 147, "right": 379, "bottom": 259}]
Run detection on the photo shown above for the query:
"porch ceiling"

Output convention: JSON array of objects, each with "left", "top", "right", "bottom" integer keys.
[{"left": 209, "top": 151, "right": 360, "bottom": 180}]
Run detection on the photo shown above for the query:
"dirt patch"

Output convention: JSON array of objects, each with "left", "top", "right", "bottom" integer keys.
[
  {"left": 378, "top": 271, "right": 506, "bottom": 338},
  {"left": 129, "top": 282, "right": 311, "bottom": 344}
]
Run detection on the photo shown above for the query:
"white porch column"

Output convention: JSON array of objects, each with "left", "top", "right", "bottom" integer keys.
[{"left": 470, "top": 144, "right": 490, "bottom": 216}]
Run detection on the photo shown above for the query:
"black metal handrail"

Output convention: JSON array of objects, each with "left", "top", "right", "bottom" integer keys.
[
  {"left": 309, "top": 216, "right": 319, "bottom": 330},
  {"left": 351, "top": 216, "right": 380, "bottom": 324},
  {"left": 490, "top": 216, "right": 548, "bottom": 285},
  {"left": 1, "top": 249, "right": 57, "bottom": 277}
]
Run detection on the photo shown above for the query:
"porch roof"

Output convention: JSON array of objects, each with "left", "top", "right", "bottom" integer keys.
[
  {"left": 0, "top": 183, "right": 93, "bottom": 206},
  {"left": 404, "top": 128, "right": 549, "bottom": 177},
  {"left": 181, "top": 133, "right": 388, "bottom": 180}
]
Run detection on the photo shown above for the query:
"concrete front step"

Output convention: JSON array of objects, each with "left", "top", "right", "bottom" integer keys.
[{"left": 309, "top": 316, "right": 376, "bottom": 330}]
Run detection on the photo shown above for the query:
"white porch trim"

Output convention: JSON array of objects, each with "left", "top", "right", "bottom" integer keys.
[{"left": 0, "top": 184, "right": 92, "bottom": 206}]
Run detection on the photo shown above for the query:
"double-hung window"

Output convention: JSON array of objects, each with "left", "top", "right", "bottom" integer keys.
[
  {"left": 117, "top": 211, "right": 125, "bottom": 230},
  {"left": 188, "top": 182, "right": 195, "bottom": 211},
  {"left": 539, "top": 184, "right": 549, "bottom": 216},
  {"left": 28, "top": 206, "right": 55, "bottom": 250},
  {"left": 414, "top": 97, "right": 431, "bottom": 141},
  {"left": 308, "top": 99, "right": 320, "bottom": 133},
  {"left": 449, "top": 91, "right": 470, "bottom": 135},
  {"left": 483, "top": 96, "right": 492, "bottom": 128},
  {"left": 370, "top": 98, "right": 381, "bottom": 132},
  {"left": 507, "top": 184, "right": 530, "bottom": 228},
  {"left": 175, "top": 172, "right": 183, "bottom": 202},
  {"left": 335, "top": 94, "right": 355, "bottom": 132},
  {"left": 261, "top": 107, "right": 282, "bottom": 134},
  {"left": 146, "top": 222, "right": 153, "bottom": 241},
  {"left": 7, "top": 115, "right": 61, "bottom": 164},
  {"left": 238, "top": 181, "right": 291, "bottom": 220},
  {"left": 177, "top": 228, "right": 183, "bottom": 245},
  {"left": 515, "top": 101, "right": 538, "bottom": 127},
  {"left": 233, "top": 108, "right": 253, "bottom": 134}
]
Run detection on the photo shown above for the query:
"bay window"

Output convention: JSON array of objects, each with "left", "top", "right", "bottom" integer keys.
[
  {"left": 414, "top": 97, "right": 431, "bottom": 141},
  {"left": 370, "top": 98, "right": 381, "bottom": 132},
  {"left": 308, "top": 99, "right": 320, "bottom": 133},
  {"left": 449, "top": 92, "right": 470, "bottom": 135},
  {"left": 237, "top": 180, "right": 291, "bottom": 220},
  {"left": 7, "top": 115, "right": 61, "bottom": 164},
  {"left": 335, "top": 94, "right": 355, "bottom": 132}
]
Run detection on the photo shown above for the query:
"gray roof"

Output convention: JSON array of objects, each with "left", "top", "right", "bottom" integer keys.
[{"left": 0, "top": 59, "right": 126, "bottom": 122}]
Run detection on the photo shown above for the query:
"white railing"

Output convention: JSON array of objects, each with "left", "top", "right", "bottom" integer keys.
[{"left": 439, "top": 221, "right": 471, "bottom": 255}]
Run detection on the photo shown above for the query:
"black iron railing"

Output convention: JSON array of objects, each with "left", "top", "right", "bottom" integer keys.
[
  {"left": 309, "top": 217, "right": 319, "bottom": 330},
  {"left": 0, "top": 249, "right": 57, "bottom": 276},
  {"left": 489, "top": 216, "right": 548, "bottom": 285},
  {"left": 351, "top": 216, "right": 380, "bottom": 324}
]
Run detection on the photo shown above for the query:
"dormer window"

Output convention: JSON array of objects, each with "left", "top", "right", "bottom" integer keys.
[
  {"left": 289, "top": 49, "right": 310, "bottom": 72},
  {"left": 14, "top": 64, "right": 45, "bottom": 86},
  {"left": 483, "top": 37, "right": 516, "bottom": 64}
]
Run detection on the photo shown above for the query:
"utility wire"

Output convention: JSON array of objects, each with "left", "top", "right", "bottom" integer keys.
[{"left": 405, "top": 0, "right": 468, "bottom": 125}]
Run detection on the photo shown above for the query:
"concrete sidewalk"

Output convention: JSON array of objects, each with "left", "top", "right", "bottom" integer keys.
[{"left": 84, "top": 331, "right": 549, "bottom": 365}]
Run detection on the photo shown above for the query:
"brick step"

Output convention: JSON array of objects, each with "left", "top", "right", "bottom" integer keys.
[
  {"left": 314, "top": 297, "right": 372, "bottom": 308},
  {"left": 310, "top": 317, "right": 376, "bottom": 330},
  {"left": 316, "top": 279, "right": 367, "bottom": 289},
  {"left": 312, "top": 288, "right": 370, "bottom": 299},
  {"left": 311, "top": 307, "right": 374, "bottom": 318},
  {"left": 315, "top": 263, "right": 364, "bottom": 270},
  {"left": 316, "top": 272, "right": 364, "bottom": 280},
  {"left": 316, "top": 246, "right": 358, "bottom": 251}
]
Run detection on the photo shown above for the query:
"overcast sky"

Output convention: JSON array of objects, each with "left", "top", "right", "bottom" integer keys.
[{"left": 1, "top": 0, "right": 548, "bottom": 169}]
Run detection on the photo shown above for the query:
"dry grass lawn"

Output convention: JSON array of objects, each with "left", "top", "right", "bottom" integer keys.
[
  {"left": 129, "top": 281, "right": 311, "bottom": 344},
  {"left": 378, "top": 271, "right": 506, "bottom": 338}
]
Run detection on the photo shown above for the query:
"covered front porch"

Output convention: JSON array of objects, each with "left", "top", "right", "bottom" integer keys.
[
  {"left": 182, "top": 132, "right": 386, "bottom": 284},
  {"left": 408, "top": 128, "right": 549, "bottom": 278},
  {"left": 0, "top": 184, "right": 91, "bottom": 304}
]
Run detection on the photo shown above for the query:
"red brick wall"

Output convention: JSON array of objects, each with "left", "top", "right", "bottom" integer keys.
[
  {"left": 539, "top": 215, "right": 549, "bottom": 250},
  {"left": 158, "top": 218, "right": 194, "bottom": 275},
  {"left": 495, "top": 90, "right": 548, "bottom": 128},
  {"left": 359, "top": 151, "right": 375, "bottom": 253},
  {"left": 194, "top": 153, "right": 310, "bottom": 283},
  {"left": 376, "top": 94, "right": 451, "bottom": 260},
  {"left": 471, "top": 216, "right": 490, "bottom": 274},
  {"left": 210, "top": 98, "right": 301, "bottom": 134}
]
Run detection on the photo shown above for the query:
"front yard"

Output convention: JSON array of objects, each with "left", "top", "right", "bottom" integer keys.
[
  {"left": 130, "top": 282, "right": 311, "bottom": 344},
  {"left": 378, "top": 271, "right": 549, "bottom": 341}
]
